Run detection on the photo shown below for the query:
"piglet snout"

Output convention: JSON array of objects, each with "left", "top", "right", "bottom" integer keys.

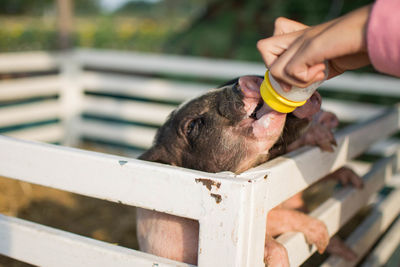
[{"left": 239, "top": 76, "right": 263, "bottom": 99}]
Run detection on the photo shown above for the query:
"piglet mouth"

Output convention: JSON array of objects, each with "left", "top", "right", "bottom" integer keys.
[
  {"left": 239, "top": 76, "right": 322, "bottom": 121},
  {"left": 249, "top": 101, "right": 263, "bottom": 119}
]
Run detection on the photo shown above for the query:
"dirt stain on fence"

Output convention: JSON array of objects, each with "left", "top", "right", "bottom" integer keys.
[{"left": 195, "top": 178, "right": 221, "bottom": 191}]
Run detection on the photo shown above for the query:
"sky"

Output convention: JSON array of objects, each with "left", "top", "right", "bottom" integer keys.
[{"left": 100, "top": 0, "right": 160, "bottom": 12}]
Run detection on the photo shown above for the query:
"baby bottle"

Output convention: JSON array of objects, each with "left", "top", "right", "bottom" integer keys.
[{"left": 259, "top": 65, "right": 328, "bottom": 113}]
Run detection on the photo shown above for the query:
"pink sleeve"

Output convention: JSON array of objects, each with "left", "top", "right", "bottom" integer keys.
[{"left": 367, "top": 0, "right": 400, "bottom": 77}]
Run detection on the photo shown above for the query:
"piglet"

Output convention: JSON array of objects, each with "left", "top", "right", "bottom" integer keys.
[{"left": 137, "top": 75, "right": 359, "bottom": 266}]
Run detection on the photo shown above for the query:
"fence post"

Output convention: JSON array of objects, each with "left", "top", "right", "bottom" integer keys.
[
  {"left": 59, "top": 51, "right": 84, "bottom": 147},
  {"left": 197, "top": 175, "right": 269, "bottom": 267}
]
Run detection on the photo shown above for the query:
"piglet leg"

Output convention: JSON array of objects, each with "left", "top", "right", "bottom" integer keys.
[
  {"left": 280, "top": 192, "right": 306, "bottom": 212},
  {"left": 264, "top": 234, "right": 290, "bottom": 267},
  {"left": 287, "top": 110, "right": 339, "bottom": 152},
  {"left": 286, "top": 122, "right": 337, "bottom": 152},
  {"left": 322, "top": 166, "right": 364, "bottom": 189},
  {"left": 326, "top": 236, "right": 357, "bottom": 261},
  {"left": 267, "top": 208, "right": 329, "bottom": 254}
]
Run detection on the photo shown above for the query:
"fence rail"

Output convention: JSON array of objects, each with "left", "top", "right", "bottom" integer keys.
[{"left": 0, "top": 49, "right": 400, "bottom": 266}]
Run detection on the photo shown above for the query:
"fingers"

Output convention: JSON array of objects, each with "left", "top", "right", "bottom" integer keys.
[
  {"left": 273, "top": 17, "right": 308, "bottom": 36},
  {"left": 269, "top": 35, "right": 329, "bottom": 88},
  {"left": 257, "top": 30, "right": 304, "bottom": 68},
  {"left": 258, "top": 6, "right": 372, "bottom": 88},
  {"left": 258, "top": 17, "right": 309, "bottom": 70}
]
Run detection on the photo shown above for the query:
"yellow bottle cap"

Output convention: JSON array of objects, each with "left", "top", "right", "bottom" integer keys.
[{"left": 259, "top": 71, "right": 306, "bottom": 113}]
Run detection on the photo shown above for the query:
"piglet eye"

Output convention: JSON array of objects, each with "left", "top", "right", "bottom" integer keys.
[
  {"left": 186, "top": 117, "right": 203, "bottom": 136},
  {"left": 187, "top": 120, "right": 196, "bottom": 135},
  {"left": 232, "top": 82, "right": 240, "bottom": 93}
]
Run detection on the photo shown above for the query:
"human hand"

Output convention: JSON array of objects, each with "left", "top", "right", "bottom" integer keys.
[{"left": 257, "top": 5, "right": 372, "bottom": 89}]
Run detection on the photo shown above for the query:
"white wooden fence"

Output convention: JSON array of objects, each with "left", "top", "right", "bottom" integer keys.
[{"left": 0, "top": 48, "right": 400, "bottom": 266}]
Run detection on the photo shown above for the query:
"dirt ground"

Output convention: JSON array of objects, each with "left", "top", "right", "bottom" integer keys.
[{"left": 0, "top": 175, "right": 139, "bottom": 267}]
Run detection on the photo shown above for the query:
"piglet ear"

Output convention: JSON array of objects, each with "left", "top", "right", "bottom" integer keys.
[{"left": 238, "top": 76, "right": 263, "bottom": 98}]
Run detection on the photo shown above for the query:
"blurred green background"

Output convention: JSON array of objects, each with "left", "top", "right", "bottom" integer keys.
[{"left": 0, "top": 0, "right": 373, "bottom": 61}]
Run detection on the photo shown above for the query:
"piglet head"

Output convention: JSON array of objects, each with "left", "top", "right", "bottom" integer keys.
[{"left": 140, "top": 75, "right": 321, "bottom": 173}]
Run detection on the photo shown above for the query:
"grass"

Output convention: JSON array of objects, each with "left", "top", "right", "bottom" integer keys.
[{"left": 0, "top": 15, "right": 189, "bottom": 53}]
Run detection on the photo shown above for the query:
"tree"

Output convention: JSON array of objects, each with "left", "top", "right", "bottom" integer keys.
[
  {"left": 0, "top": 0, "right": 100, "bottom": 15},
  {"left": 163, "top": 0, "right": 373, "bottom": 61}
]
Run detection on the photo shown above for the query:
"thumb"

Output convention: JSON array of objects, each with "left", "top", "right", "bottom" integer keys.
[{"left": 257, "top": 30, "right": 305, "bottom": 68}]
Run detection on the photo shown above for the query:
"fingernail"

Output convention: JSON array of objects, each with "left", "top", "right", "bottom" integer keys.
[
  {"left": 281, "top": 82, "right": 292, "bottom": 92},
  {"left": 297, "top": 70, "right": 308, "bottom": 81}
]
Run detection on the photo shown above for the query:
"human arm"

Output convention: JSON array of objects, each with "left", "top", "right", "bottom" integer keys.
[
  {"left": 257, "top": 5, "right": 372, "bottom": 88},
  {"left": 368, "top": 0, "right": 400, "bottom": 77}
]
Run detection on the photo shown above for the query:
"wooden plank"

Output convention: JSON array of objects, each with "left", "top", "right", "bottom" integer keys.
[
  {"left": 76, "top": 48, "right": 266, "bottom": 79},
  {"left": 58, "top": 53, "right": 85, "bottom": 146},
  {"left": 347, "top": 161, "right": 372, "bottom": 176},
  {"left": 78, "top": 120, "right": 156, "bottom": 149},
  {"left": 0, "top": 52, "right": 60, "bottom": 73},
  {"left": 321, "top": 187, "right": 400, "bottom": 267},
  {"left": 77, "top": 49, "right": 400, "bottom": 97},
  {"left": 82, "top": 96, "right": 176, "bottom": 126},
  {"left": 361, "top": 217, "right": 400, "bottom": 267},
  {"left": 321, "top": 100, "right": 384, "bottom": 122},
  {"left": 277, "top": 156, "right": 395, "bottom": 266},
  {"left": 81, "top": 73, "right": 389, "bottom": 125},
  {"left": 0, "top": 214, "right": 190, "bottom": 267},
  {"left": 1, "top": 49, "right": 398, "bottom": 97},
  {"left": 0, "top": 134, "right": 251, "bottom": 220},
  {"left": 4, "top": 124, "right": 64, "bottom": 143},
  {"left": 0, "top": 100, "right": 61, "bottom": 128},
  {"left": 367, "top": 138, "right": 400, "bottom": 157},
  {"left": 0, "top": 75, "right": 61, "bottom": 101},
  {"left": 243, "top": 106, "right": 400, "bottom": 209},
  {"left": 82, "top": 73, "right": 386, "bottom": 124},
  {"left": 197, "top": 176, "right": 269, "bottom": 267},
  {"left": 0, "top": 135, "right": 269, "bottom": 266},
  {"left": 322, "top": 72, "right": 400, "bottom": 97},
  {"left": 82, "top": 72, "right": 209, "bottom": 102}
]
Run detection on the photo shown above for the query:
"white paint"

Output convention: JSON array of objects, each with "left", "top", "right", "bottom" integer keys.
[
  {"left": 361, "top": 217, "right": 400, "bottom": 267},
  {"left": 0, "top": 51, "right": 60, "bottom": 73},
  {"left": 83, "top": 96, "right": 176, "bottom": 126},
  {"left": 322, "top": 187, "right": 400, "bottom": 267},
  {"left": 0, "top": 75, "right": 61, "bottom": 101},
  {"left": 4, "top": 124, "right": 64, "bottom": 143},
  {"left": 59, "top": 52, "right": 84, "bottom": 146},
  {"left": 278, "top": 156, "right": 397, "bottom": 266},
  {"left": 0, "top": 100, "right": 61, "bottom": 128},
  {"left": 82, "top": 71, "right": 208, "bottom": 102},
  {"left": 79, "top": 120, "right": 156, "bottom": 149},
  {"left": 321, "top": 99, "right": 384, "bottom": 122},
  {"left": 76, "top": 49, "right": 266, "bottom": 80},
  {"left": 246, "top": 106, "right": 400, "bottom": 209},
  {"left": 0, "top": 214, "right": 191, "bottom": 267}
]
